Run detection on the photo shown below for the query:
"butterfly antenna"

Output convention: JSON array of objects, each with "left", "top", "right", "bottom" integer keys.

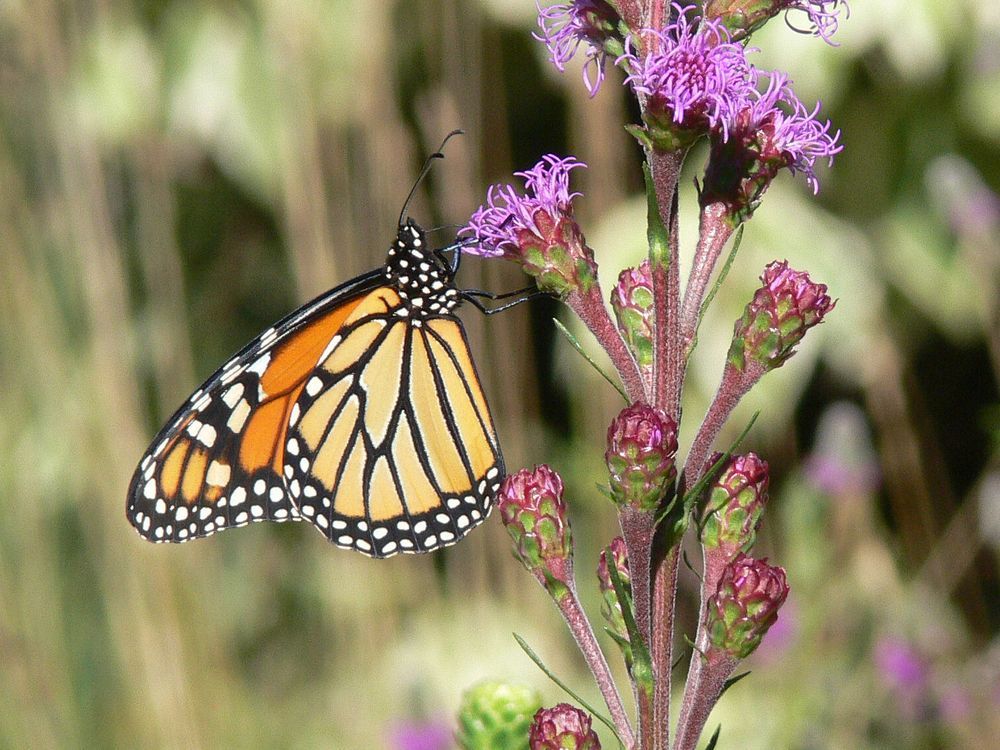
[{"left": 398, "top": 129, "right": 465, "bottom": 229}]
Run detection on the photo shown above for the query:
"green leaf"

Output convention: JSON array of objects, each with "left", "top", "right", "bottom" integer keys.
[
  {"left": 643, "top": 162, "right": 670, "bottom": 267},
  {"left": 605, "top": 547, "right": 653, "bottom": 687},
  {"left": 681, "top": 548, "right": 702, "bottom": 582},
  {"left": 553, "top": 317, "right": 628, "bottom": 400},
  {"left": 512, "top": 633, "right": 623, "bottom": 748},
  {"left": 705, "top": 724, "right": 723, "bottom": 750},
  {"left": 687, "top": 224, "right": 745, "bottom": 360},
  {"left": 720, "top": 671, "right": 751, "bottom": 698}
]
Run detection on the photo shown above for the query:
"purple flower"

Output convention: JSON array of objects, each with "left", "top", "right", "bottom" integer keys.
[
  {"left": 785, "top": 0, "right": 848, "bottom": 44},
  {"left": 462, "top": 156, "right": 598, "bottom": 295},
  {"left": 463, "top": 155, "right": 584, "bottom": 258},
  {"left": 704, "top": 0, "right": 848, "bottom": 44},
  {"left": 875, "top": 637, "right": 929, "bottom": 693},
  {"left": 619, "top": 5, "right": 755, "bottom": 143},
  {"left": 386, "top": 719, "right": 453, "bottom": 750},
  {"left": 703, "top": 71, "right": 841, "bottom": 215},
  {"left": 535, "top": 1, "right": 622, "bottom": 96}
]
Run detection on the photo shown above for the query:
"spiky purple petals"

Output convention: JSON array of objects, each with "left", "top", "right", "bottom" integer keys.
[
  {"left": 498, "top": 465, "right": 575, "bottom": 598},
  {"left": 619, "top": 5, "right": 754, "bottom": 149},
  {"left": 728, "top": 260, "right": 834, "bottom": 373},
  {"left": 529, "top": 704, "right": 602, "bottom": 749},
  {"left": 462, "top": 155, "right": 597, "bottom": 295},
  {"left": 535, "top": 1, "right": 622, "bottom": 96},
  {"left": 706, "top": 553, "right": 789, "bottom": 658},
  {"left": 703, "top": 72, "right": 842, "bottom": 219}
]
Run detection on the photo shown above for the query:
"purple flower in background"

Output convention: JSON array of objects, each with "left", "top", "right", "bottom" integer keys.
[
  {"left": 620, "top": 5, "right": 754, "bottom": 141},
  {"left": 387, "top": 718, "right": 453, "bottom": 750},
  {"left": 535, "top": 1, "right": 622, "bottom": 96},
  {"left": 875, "top": 637, "right": 929, "bottom": 693}
]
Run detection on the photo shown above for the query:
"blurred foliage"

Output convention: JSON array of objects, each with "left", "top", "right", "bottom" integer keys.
[{"left": 0, "top": 0, "right": 997, "bottom": 748}]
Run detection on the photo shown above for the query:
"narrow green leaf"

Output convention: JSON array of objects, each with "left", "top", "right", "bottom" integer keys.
[
  {"left": 682, "top": 411, "right": 761, "bottom": 520},
  {"left": 687, "top": 224, "right": 745, "bottom": 359},
  {"left": 681, "top": 548, "right": 702, "bottom": 582},
  {"left": 705, "top": 724, "right": 723, "bottom": 750},
  {"left": 643, "top": 162, "right": 670, "bottom": 267},
  {"left": 553, "top": 317, "right": 628, "bottom": 400},
  {"left": 720, "top": 671, "right": 751, "bottom": 698},
  {"left": 605, "top": 547, "right": 651, "bottom": 668},
  {"left": 512, "top": 633, "right": 623, "bottom": 747}
]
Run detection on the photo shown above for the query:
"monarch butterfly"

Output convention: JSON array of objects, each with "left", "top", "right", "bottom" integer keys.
[{"left": 127, "top": 157, "right": 514, "bottom": 558}]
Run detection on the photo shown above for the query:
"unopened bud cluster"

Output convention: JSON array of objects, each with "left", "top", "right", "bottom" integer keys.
[
  {"left": 605, "top": 403, "right": 678, "bottom": 512},
  {"left": 457, "top": 681, "right": 543, "bottom": 750},
  {"left": 706, "top": 553, "right": 789, "bottom": 658},
  {"left": 528, "top": 703, "right": 602, "bottom": 750},
  {"left": 498, "top": 465, "right": 574, "bottom": 598},
  {"left": 729, "top": 260, "right": 834, "bottom": 373},
  {"left": 597, "top": 537, "right": 632, "bottom": 664},
  {"left": 701, "top": 452, "right": 770, "bottom": 554},
  {"left": 610, "top": 262, "right": 655, "bottom": 372}
]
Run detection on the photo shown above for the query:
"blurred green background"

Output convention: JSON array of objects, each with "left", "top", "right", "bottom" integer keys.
[{"left": 1, "top": 0, "right": 997, "bottom": 747}]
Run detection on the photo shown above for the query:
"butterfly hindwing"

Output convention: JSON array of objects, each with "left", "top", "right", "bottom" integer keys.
[{"left": 284, "top": 298, "right": 503, "bottom": 558}]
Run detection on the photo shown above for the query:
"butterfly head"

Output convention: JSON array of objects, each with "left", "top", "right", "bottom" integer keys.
[{"left": 385, "top": 219, "right": 461, "bottom": 317}]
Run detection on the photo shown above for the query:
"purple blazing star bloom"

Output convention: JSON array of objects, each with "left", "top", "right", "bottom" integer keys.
[
  {"left": 709, "top": 71, "right": 842, "bottom": 204},
  {"left": 785, "top": 0, "right": 849, "bottom": 45},
  {"left": 620, "top": 4, "right": 755, "bottom": 139},
  {"left": 535, "top": 1, "right": 621, "bottom": 96},
  {"left": 462, "top": 155, "right": 585, "bottom": 258}
]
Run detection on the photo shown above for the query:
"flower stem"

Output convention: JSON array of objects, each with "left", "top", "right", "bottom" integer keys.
[
  {"left": 556, "top": 590, "right": 636, "bottom": 749},
  {"left": 567, "top": 284, "right": 647, "bottom": 402},
  {"left": 682, "top": 361, "right": 761, "bottom": 492},
  {"left": 645, "top": 148, "right": 685, "bottom": 414},
  {"left": 680, "top": 203, "right": 735, "bottom": 354},
  {"left": 651, "top": 545, "right": 680, "bottom": 750},
  {"left": 671, "top": 647, "right": 738, "bottom": 750}
]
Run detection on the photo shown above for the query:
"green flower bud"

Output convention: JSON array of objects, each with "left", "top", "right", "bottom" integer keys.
[{"left": 457, "top": 681, "right": 543, "bottom": 750}]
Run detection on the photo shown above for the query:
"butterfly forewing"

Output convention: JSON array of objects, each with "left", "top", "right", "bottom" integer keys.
[{"left": 126, "top": 271, "right": 383, "bottom": 542}]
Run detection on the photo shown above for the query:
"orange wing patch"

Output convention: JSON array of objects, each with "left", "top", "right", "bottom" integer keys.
[{"left": 126, "top": 280, "right": 389, "bottom": 543}]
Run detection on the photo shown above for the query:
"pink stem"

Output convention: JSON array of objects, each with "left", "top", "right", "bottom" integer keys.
[
  {"left": 683, "top": 362, "right": 762, "bottom": 491},
  {"left": 652, "top": 545, "right": 680, "bottom": 750},
  {"left": 680, "top": 203, "right": 735, "bottom": 355},
  {"left": 556, "top": 590, "right": 636, "bottom": 749},
  {"left": 673, "top": 544, "right": 740, "bottom": 750},
  {"left": 567, "top": 284, "right": 648, "bottom": 403}
]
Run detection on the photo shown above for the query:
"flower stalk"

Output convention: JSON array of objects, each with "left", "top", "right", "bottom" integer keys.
[{"left": 459, "top": 3, "right": 844, "bottom": 748}]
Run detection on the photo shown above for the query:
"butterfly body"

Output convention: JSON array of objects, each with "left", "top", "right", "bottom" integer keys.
[{"left": 127, "top": 220, "right": 503, "bottom": 558}]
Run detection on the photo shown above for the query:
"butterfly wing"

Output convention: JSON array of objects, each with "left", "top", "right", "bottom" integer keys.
[
  {"left": 283, "top": 288, "right": 503, "bottom": 558},
  {"left": 126, "top": 271, "right": 384, "bottom": 542}
]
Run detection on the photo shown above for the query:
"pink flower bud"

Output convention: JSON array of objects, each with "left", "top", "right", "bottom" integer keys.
[
  {"left": 610, "top": 261, "right": 655, "bottom": 372},
  {"left": 597, "top": 537, "right": 632, "bottom": 663},
  {"left": 498, "top": 465, "right": 574, "bottom": 596},
  {"left": 706, "top": 553, "right": 789, "bottom": 658},
  {"left": 605, "top": 403, "right": 678, "bottom": 512},
  {"left": 729, "top": 260, "right": 834, "bottom": 373},
  {"left": 701, "top": 452, "right": 770, "bottom": 554},
  {"left": 529, "top": 704, "right": 602, "bottom": 750}
]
